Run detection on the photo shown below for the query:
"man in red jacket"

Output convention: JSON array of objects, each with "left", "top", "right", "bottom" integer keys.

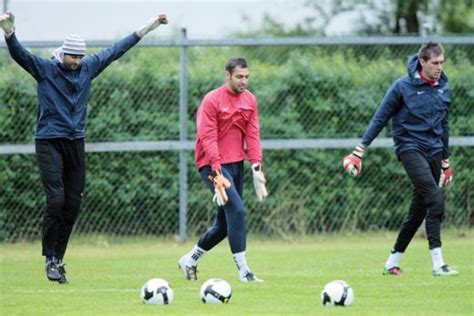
[{"left": 179, "top": 57, "right": 268, "bottom": 282}]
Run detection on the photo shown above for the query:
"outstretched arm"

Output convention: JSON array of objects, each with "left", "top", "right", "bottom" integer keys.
[
  {"left": 2, "top": 11, "right": 47, "bottom": 80},
  {"left": 87, "top": 13, "right": 168, "bottom": 78}
]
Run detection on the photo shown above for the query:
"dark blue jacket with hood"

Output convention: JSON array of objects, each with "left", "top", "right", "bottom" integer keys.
[
  {"left": 361, "top": 53, "right": 451, "bottom": 159},
  {"left": 6, "top": 32, "right": 141, "bottom": 140}
]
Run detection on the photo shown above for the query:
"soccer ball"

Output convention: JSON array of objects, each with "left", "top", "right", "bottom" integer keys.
[
  {"left": 141, "top": 278, "right": 174, "bottom": 305},
  {"left": 200, "top": 278, "right": 232, "bottom": 304},
  {"left": 320, "top": 280, "right": 354, "bottom": 306}
]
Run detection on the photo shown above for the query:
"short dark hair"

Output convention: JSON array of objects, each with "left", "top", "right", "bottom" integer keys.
[
  {"left": 225, "top": 57, "right": 248, "bottom": 74},
  {"left": 418, "top": 42, "right": 444, "bottom": 62}
]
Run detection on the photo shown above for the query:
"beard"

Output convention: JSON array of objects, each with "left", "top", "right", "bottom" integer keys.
[{"left": 63, "top": 62, "right": 80, "bottom": 71}]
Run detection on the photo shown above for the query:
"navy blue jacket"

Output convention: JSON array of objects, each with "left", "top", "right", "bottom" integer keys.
[
  {"left": 6, "top": 32, "right": 141, "bottom": 140},
  {"left": 361, "top": 54, "right": 451, "bottom": 159}
]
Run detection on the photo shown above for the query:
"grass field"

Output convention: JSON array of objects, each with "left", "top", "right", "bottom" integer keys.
[{"left": 1, "top": 231, "right": 473, "bottom": 315}]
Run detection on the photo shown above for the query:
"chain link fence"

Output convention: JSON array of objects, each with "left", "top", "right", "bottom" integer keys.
[{"left": 1, "top": 36, "right": 473, "bottom": 241}]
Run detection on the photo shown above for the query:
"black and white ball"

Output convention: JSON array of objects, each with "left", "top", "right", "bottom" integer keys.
[
  {"left": 320, "top": 280, "right": 354, "bottom": 306},
  {"left": 141, "top": 278, "right": 174, "bottom": 305},
  {"left": 200, "top": 278, "right": 232, "bottom": 304}
]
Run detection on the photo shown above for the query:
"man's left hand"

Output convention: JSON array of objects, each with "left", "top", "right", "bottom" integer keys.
[
  {"left": 252, "top": 164, "right": 268, "bottom": 202},
  {"left": 439, "top": 159, "right": 453, "bottom": 188},
  {"left": 137, "top": 14, "right": 168, "bottom": 38}
]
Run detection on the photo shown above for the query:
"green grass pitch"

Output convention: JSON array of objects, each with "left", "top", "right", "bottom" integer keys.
[{"left": 1, "top": 232, "right": 473, "bottom": 315}]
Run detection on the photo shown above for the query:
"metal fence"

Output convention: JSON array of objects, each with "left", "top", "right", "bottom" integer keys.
[{"left": 1, "top": 35, "right": 473, "bottom": 242}]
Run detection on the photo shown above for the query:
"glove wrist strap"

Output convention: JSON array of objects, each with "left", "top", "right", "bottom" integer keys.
[
  {"left": 352, "top": 144, "right": 366, "bottom": 159},
  {"left": 4, "top": 27, "right": 14, "bottom": 37},
  {"left": 251, "top": 163, "right": 261, "bottom": 172},
  {"left": 441, "top": 159, "right": 450, "bottom": 169}
]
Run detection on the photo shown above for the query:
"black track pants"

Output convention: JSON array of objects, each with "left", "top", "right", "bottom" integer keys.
[
  {"left": 35, "top": 139, "right": 85, "bottom": 259},
  {"left": 393, "top": 150, "right": 444, "bottom": 251}
]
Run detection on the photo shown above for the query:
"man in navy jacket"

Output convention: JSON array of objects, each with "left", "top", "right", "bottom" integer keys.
[
  {"left": 0, "top": 11, "right": 168, "bottom": 283},
  {"left": 343, "top": 42, "right": 458, "bottom": 277}
]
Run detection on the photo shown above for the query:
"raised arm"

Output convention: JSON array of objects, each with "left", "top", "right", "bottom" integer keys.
[
  {"left": 86, "top": 14, "right": 168, "bottom": 78},
  {"left": 1, "top": 11, "right": 47, "bottom": 80}
]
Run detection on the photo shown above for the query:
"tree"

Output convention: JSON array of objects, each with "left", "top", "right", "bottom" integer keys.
[
  {"left": 438, "top": 0, "right": 474, "bottom": 34},
  {"left": 393, "top": 0, "right": 428, "bottom": 34},
  {"left": 239, "top": 0, "right": 474, "bottom": 37}
]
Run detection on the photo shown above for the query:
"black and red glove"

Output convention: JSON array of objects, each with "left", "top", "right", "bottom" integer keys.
[{"left": 438, "top": 159, "right": 453, "bottom": 188}]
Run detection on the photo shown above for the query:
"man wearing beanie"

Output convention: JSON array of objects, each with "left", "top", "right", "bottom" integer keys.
[{"left": 0, "top": 11, "right": 168, "bottom": 284}]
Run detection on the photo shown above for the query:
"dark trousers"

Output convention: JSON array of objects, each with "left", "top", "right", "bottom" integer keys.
[
  {"left": 197, "top": 162, "right": 246, "bottom": 254},
  {"left": 35, "top": 139, "right": 85, "bottom": 259},
  {"left": 393, "top": 150, "right": 444, "bottom": 252}
]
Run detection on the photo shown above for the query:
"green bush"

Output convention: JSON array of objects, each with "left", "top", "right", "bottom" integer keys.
[{"left": 0, "top": 45, "right": 472, "bottom": 241}]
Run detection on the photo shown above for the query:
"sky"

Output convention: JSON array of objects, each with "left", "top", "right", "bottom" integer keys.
[{"left": 1, "top": 0, "right": 319, "bottom": 41}]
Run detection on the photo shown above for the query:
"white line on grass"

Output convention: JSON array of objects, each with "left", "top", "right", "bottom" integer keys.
[
  {"left": 12, "top": 288, "right": 138, "bottom": 294},
  {"left": 11, "top": 285, "right": 207, "bottom": 294}
]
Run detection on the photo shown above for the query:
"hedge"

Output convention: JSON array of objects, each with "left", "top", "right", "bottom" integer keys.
[{"left": 0, "top": 45, "right": 472, "bottom": 240}]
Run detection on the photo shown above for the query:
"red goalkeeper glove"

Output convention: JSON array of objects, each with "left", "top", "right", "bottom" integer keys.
[
  {"left": 438, "top": 159, "right": 453, "bottom": 188},
  {"left": 343, "top": 144, "right": 366, "bottom": 176},
  {"left": 208, "top": 170, "right": 231, "bottom": 206}
]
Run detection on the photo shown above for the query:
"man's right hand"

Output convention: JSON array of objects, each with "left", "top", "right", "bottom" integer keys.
[
  {"left": 343, "top": 144, "right": 366, "bottom": 176},
  {"left": 208, "top": 170, "right": 231, "bottom": 206},
  {"left": 0, "top": 11, "right": 15, "bottom": 37},
  {"left": 137, "top": 14, "right": 168, "bottom": 38}
]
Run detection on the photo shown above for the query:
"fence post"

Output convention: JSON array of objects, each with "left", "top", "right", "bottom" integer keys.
[{"left": 178, "top": 27, "right": 188, "bottom": 242}]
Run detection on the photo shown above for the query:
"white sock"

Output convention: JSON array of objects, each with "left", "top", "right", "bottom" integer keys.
[
  {"left": 185, "top": 245, "right": 206, "bottom": 265},
  {"left": 233, "top": 251, "right": 250, "bottom": 275},
  {"left": 430, "top": 247, "right": 445, "bottom": 270},
  {"left": 385, "top": 250, "right": 403, "bottom": 268}
]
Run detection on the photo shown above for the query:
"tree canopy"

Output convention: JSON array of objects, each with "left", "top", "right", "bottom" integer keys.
[{"left": 237, "top": 0, "right": 474, "bottom": 36}]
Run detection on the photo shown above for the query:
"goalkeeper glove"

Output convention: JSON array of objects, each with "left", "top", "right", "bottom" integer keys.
[
  {"left": 137, "top": 14, "right": 168, "bottom": 38},
  {"left": 438, "top": 159, "right": 453, "bottom": 188},
  {"left": 343, "top": 144, "right": 366, "bottom": 176},
  {"left": 0, "top": 11, "right": 15, "bottom": 37},
  {"left": 208, "top": 170, "right": 231, "bottom": 206},
  {"left": 252, "top": 164, "right": 268, "bottom": 202}
]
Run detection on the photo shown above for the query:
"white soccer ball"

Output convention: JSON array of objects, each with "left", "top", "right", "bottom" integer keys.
[
  {"left": 200, "top": 278, "right": 232, "bottom": 304},
  {"left": 320, "top": 280, "right": 354, "bottom": 306},
  {"left": 141, "top": 278, "right": 174, "bottom": 305}
]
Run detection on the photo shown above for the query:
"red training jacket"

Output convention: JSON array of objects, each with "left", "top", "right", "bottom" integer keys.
[{"left": 195, "top": 84, "right": 262, "bottom": 170}]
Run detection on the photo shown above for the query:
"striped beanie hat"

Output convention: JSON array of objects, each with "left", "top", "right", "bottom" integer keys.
[{"left": 62, "top": 34, "right": 86, "bottom": 55}]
